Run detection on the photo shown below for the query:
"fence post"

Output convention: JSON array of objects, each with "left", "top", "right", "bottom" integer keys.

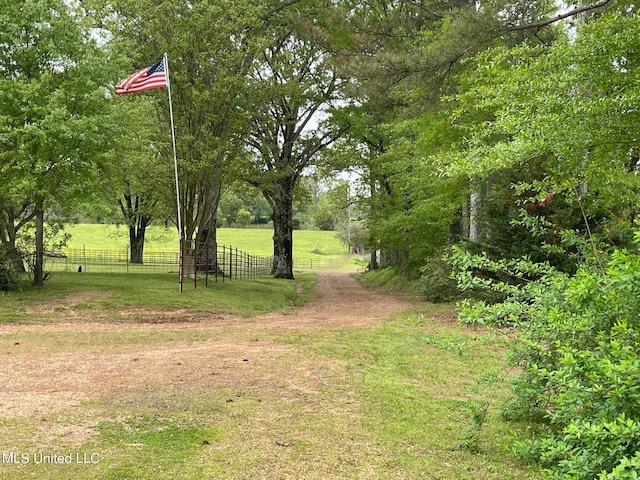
[
  {"left": 214, "top": 243, "right": 218, "bottom": 283},
  {"left": 179, "top": 240, "right": 183, "bottom": 293},
  {"left": 222, "top": 245, "right": 225, "bottom": 282},
  {"left": 205, "top": 240, "right": 209, "bottom": 287},
  {"left": 193, "top": 240, "right": 198, "bottom": 289}
]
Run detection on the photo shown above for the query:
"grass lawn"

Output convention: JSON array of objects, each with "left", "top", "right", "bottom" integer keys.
[
  {"left": 0, "top": 272, "right": 316, "bottom": 322},
  {"left": 63, "top": 224, "right": 348, "bottom": 259},
  {"left": 0, "top": 272, "right": 543, "bottom": 479}
]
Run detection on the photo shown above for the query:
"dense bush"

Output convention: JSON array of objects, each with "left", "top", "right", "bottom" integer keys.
[
  {"left": 419, "top": 253, "right": 464, "bottom": 303},
  {"left": 451, "top": 242, "right": 640, "bottom": 479},
  {"left": 420, "top": 248, "right": 503, "bottom": 303},
  {"left": 0, "top": 245, "right": 25, "bottom": 291}
]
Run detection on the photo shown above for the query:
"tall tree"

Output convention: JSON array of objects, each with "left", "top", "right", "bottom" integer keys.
[
  {"left": 334, "top": 0, "right": 612, "bottom": 275},
  {"left": 98, "top": 0, "right": 266, "bottom": 247},
  {"left": 104, "top": 96, "right": 169, "bottom": 264},
  {"left": 445, "top": 7, "right": 640, "bottom": 250},
  {"left": 0, "top": 0, "right": 123, "bottom": 284},
  {"left": 245, "top": 10, "right": 349, "bottom": 278}
]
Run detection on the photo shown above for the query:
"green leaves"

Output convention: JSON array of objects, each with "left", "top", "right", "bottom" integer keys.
[
  {"left": 446, "top": 11, "right": 640, "bottom": 204},
  {"left": 0, "top": 0, "right": 131, "bottom": 282},
  {"left": 454, "top": 242, "right": 640, "bottom": 478}
]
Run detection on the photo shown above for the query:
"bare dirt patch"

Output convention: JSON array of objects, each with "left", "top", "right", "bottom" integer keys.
[
  {"left": 0, "top": 270, "right": 411, "bottom": 424},
  {"left": 24, "top": 290, "right": 110, "bottom": 311}
]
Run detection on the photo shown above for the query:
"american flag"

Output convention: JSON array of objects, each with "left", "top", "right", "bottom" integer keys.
[{"left": 116, "top": 59, "right": 167, "bottom": 95}]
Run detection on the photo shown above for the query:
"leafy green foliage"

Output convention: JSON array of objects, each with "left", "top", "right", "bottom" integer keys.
[
  {"left": 419, "top": 250, "right": 468, "bottom": 303},
  {"left": 0, "top": 245, "right": 25, "bottom": 292},
  {"left": 0, "top": 0, "right": 143, "bottom": 284},
  {"left": 350, "top": 4, "right": 640, "bottom": 281},
  {"left": 101, "top": 0, "right": 268, "bottom": 244},
  {"left": 446, "top": 10, "right": 640, "bottom": 231},
  {"left": 454, "top": 239, "right": 640, "bottom": 479}
]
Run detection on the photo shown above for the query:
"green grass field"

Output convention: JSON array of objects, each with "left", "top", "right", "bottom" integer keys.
[
  {"left": 63, "top": 224, "right": 348, "bottom": 259},
  {"left": 55, "top": 224, "right": 362, "bottom": 273},
  {"left": 0, "top": 272, "right": 543, "bottom": 479}
]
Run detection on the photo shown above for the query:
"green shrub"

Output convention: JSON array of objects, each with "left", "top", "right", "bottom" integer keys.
[
  {"left": 448, "top": 245, "right": 560, "bottom": 327},
  {"left": 419, "top": 252, "right": 467, "bottom": 303},
  {"left": 451, "top": 241, "right": 640, "bottom": 479}
]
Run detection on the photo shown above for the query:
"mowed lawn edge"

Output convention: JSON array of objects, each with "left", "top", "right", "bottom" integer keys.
[{"left": 0, "top": 271, "right": 317, "bottom": 322}]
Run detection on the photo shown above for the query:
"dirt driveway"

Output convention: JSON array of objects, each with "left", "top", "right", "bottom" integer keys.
[{"left": 0, "top": 270, "right": 411, "bottom": 420}]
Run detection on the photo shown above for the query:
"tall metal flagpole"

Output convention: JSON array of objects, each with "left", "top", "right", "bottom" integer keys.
[{"left": 163, "top": 53, "right": 184, "bottom": 291}]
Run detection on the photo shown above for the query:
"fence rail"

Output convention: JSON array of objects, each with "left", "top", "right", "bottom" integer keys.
[
  {"left": 45, "top": 245, "right": 349, "bottom": 277},
  {"left": 293, "top": 254, "right": 351, "bottom": 270},
  {"left": 180, "top": 240, "right": 273, "bottom": 288},
  {"left": 47, "top": 244, "right": 273, "bottom": 281}
]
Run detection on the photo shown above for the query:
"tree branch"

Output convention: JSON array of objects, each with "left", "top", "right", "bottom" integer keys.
[
  {"left": 503, "top": 0, "right": 613, "bottom": 32},
  {"left": 401, "top": 0, "right": 444, "bottom": 19}
]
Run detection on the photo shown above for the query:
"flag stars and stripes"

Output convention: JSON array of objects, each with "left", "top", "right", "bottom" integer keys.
[{"left": 115, "top": 59, "right": 167, "bottom": 95}]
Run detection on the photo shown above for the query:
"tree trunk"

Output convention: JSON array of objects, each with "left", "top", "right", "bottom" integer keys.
[
  {"left": 469, "top": 183, "right": 482, "bottom": 243},
  {"left": 369, "top": 249, "right": 379, "bottom": 270},
  {"left": 578, "top": 155, "right": 588, "bottom": 198},
  {"left": 33, "top": 198, "right": 45, "bottom": 286},
  {"left": 271, "top": 188, "right": 295, "bottom": 279},
  {"left": 0, "top": 222, "right": 25, "bottom": 273},
  {"left": 197, "top": 216, "right": 223, "bottom": 274},
  {"left": 461, "top": 197, "right": 470, "bottom": 240},
  {"left": 119, "top": 193, "right": 152, "bottom": 264},
  {"left": 0, "top": 201, "right": 33, "bottom": 273},
  {"left": 129, "top": 224, "right": 145, "bottom": 264},
  {"left": 5, "top": 245, "right": 25, "bottom": 273}
]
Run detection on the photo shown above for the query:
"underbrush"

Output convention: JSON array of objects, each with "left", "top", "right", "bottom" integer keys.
[
  {"left": 450, "top": 242, "right": 640, "bottom": 480},
  {"left": 357, "top": 267, "right": 424, "bottom": 295}
]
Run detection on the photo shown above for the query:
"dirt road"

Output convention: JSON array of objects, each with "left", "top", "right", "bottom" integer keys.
[{"left": 0, "top": 270, "right": 411, "bottom": 420}]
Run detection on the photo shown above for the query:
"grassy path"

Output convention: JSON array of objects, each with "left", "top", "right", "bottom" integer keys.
[{"left": 0, "top": 271, "right": 542, "bottom": 479}]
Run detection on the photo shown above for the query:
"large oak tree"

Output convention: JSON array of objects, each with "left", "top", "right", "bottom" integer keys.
[
  {"left": 99, "top": 0, "right": 266, "bottom": 248},
  {"left": 244, "top": 9, "right": 349, "bottom": 278}
]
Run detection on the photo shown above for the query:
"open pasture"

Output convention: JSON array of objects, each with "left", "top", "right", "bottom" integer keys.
[{"left": 63, "top": 224, "right": 348, "bottom": 258}]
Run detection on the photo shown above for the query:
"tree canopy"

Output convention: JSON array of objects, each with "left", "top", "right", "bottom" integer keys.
[{"left": 0, "top": 0, "right": 129, "bottom": 284}]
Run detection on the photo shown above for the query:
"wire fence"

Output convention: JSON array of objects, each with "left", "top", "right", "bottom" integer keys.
[
  {"left": 45, "top": 245, "right": 350, "bottom": 277},
  {"left": 46, "top": 244, "right": 273, "bottom": 280},
  {"left": 180, "top": 240, "right": 273, "bottom": 289},
  {"left": 293, "top": 254, "right": 351, "bottom": 270}
]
